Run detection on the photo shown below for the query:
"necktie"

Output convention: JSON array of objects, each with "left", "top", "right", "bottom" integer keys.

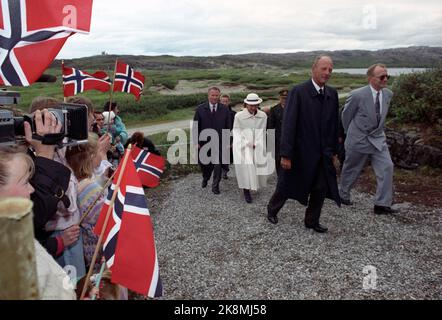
[
  {"left": 318, "top": 88, "right": 324, "bottom": 102},
  {"left": 211, "top": 105, "right": 216, "bottom": 114},
  {"left": 375, "top": 91, "right": 381, "bottom": 125}
]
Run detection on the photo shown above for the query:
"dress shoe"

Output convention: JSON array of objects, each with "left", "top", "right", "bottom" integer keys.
[
  {"left": 340, "top": 197, "right": 353, "bottom": 206},
  {"left": 267, "top": 215, "right": 278, "bottom": 224},
  {"left": 222, "top": 171, "right": 228, "bottom": 179},
  {"left": 212, "top": 187, "right": 220, "bottom": 195},
  {"left": 374, "top": 205, "right": 398, "bottom": 215},
  {"left": 305, "top": 224, "right": 328, "bottom": 233},
  {"left": 243, "top": 189, "right": 252, "bottom": 203},
  {"left": 202, "top": 179, "right": 208, "bottom": 188}
]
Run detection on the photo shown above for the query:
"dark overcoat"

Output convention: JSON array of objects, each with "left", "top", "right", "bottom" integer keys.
[
  {"left": 267, "top": 103, "right": 284, "bottom": 157},
  {"left": 277, "top": 80, "right": 341, "bottom": 206}
]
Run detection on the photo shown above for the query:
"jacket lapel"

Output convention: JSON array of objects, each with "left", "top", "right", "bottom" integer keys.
[
  {"left": 204, "top": 102, "right": 211, "bottom": 114},
  {"left": 364, "top": 86, "right": 377, "bottom": 126},
  {"left": 380, "top": 89, "right": 389, "bottom": 124}
]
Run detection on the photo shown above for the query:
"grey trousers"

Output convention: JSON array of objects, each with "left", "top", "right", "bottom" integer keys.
[{"left": 339, "top": 146, "right": 394, "bottom": 207}]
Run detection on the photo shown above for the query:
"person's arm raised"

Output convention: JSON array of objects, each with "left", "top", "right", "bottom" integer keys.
[{"left": 24, "top": 109, "right": 62, "bottom": 159}]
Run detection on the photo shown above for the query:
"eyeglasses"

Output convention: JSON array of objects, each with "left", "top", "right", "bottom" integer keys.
[{"left": 376, "top": 74, "right": 390, "bottom": 81}]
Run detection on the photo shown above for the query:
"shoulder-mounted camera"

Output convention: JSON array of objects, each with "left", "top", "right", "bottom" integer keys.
[{"left": 0, "top": 91, "right": 89, "bottom": 148}]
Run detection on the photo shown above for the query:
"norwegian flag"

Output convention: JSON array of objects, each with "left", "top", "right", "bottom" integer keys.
[
  {"left": 131, "top": 146, "right": 165, "bottom": 188},
  {"left": 113, "top": 61, "right": 145, "bottom": 100},
  {"left": 0, "top": 0, "right": 93, "bottom": 86},
  {"left": 94, "top": 156, "right": 162, "bottom": 297},
  {"left": 63, "top": 66, "right": 111, "bottom": 97}
]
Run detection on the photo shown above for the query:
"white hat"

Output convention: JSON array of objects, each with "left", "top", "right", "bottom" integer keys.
[
  {"left": 243, "top": 93, "right": 263, "bottom": 105},
  {"left": 102, "top": 111, "right": 116, "bottom": 124}
]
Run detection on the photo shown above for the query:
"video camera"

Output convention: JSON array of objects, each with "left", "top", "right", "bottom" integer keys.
[{"left": 0, "top": 91, "right": 89, "bottom": 148}]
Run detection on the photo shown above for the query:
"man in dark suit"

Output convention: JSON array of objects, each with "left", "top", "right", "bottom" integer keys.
[
  {"left": 267, "top": 89, "right": 288, "bottom": 175},
  {"left": 220, "top": 93, "right": 236, "bottom": 179},
  {"left": 266, "top": 56, "right": 341, "bottom": 233},
  {"left": 193, "top": 87, "right": 232, "bottom": 194}
]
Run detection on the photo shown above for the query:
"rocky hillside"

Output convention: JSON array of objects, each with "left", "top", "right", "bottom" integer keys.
[{"left": 55, "top": 46, "right": 441, "bottom": 70}]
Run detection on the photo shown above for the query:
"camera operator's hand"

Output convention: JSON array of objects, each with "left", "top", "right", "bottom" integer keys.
[
  {"left": 60, "top": 224, "right": 80, "bottom": 248},
  {"left": 93, "top": 134, "right": 111, "bottom": 169},
  {"left": 24, "top": 109, "right": 62, "bottom": 159}
]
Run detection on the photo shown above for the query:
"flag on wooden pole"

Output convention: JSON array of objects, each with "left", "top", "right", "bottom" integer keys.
[
  {"left": 113, "top": 61, "right": 145, "bottom": 100},
  {"left": 62, "top": 66, "right": 111, "bottom": 97},
  {"left": 94, "top": 153, "right": 162, "bottom": 297},
  {"left": 131, "top": 146, "right": 165, "bottom": 188}
]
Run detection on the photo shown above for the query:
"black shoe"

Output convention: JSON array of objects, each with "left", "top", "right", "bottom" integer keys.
[
  {"left": 212, "top": 187, "right": 220, "bottom": 194},
  {"left": 305, "top": 224, "right": 328, "bottom": 233},
  {"left": 222, "top": 171, "right": 228, "bottom": 179},
  {"left": 340, "top": 197, "right": 353, "bottom": 206},
  {"left": 374, "top": 205, "right": 398, "bottom": 215},
  {"left": 267, "top": 215, "right": 278, "bottom": 224},
  {"left": 202, "top": 179, "right": 208, "bottom": 188},
  {"left": 243, "top": 189, "right": 252, "bottom": 203}
]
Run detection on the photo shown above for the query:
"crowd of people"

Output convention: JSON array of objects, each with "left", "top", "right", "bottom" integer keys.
[
  {"left": 194, "top": 56, "right": 398, "bottom": 234},
  {"left": 0, "top": 55, "right": 397, "bottom": 299},
  {"left": 0, "top": 96, "right": 156, "bottom": 299}
]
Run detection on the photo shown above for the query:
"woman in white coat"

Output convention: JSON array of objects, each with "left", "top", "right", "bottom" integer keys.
[{"left": 233, "top": 93, "right": 268, "bottom": 203}]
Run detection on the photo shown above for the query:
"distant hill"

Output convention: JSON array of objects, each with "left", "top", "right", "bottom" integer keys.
[{"left": 55, "top": 46, "right": 442, "bottom": 70}]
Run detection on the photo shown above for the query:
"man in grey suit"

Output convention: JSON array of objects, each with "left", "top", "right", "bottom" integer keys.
[{"left": 339, "top": 63, "right": 398, "bottom": 215}]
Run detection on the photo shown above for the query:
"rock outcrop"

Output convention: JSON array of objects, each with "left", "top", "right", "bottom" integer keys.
[{"left": 386, "top": 128, "right": 442, "bottom": 169}]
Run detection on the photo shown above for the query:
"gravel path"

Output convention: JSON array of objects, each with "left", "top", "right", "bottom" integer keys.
[{"left": 147, "top": 171, "right": 442, "bottom": 300}]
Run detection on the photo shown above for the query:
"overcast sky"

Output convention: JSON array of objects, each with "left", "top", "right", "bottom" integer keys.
[{"left": 57, "top": 0, "right": 442, "bottom": 58}]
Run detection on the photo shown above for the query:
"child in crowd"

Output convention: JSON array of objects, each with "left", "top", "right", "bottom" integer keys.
[
  {"left": 0, "top": 148, "right": 76, "bottom": 300},
  {"left": 65, "top": 133, "right": 106, "bottom": 273},
  {"left": 77, "top": 269, "right": 121, "bottom": 300},
  {"left": 109, "top": 135, "right": 124, "bottom": 167}
]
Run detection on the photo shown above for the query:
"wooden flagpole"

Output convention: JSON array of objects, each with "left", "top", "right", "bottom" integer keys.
[
  {"left": 80, "top": 144, "right": 132, "bottom": 300},
  {"left": 106, "top": 58, "right": 118, "bottom": 135},
  {"left": 61, "top": 60, "right": 67, "bottom": 103},
  {"left": 91, "top": 258, "right": 106, "bottom": 300},
  {"left": 78, "top": 169, "right": 117, "bottom": 225}
]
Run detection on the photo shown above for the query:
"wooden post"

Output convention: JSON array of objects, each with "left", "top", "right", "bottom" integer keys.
[
  {"left": 61, "top": 60, "right": 67, "bottom": 103},
  {"left": 0, "top": 198, "right": 39, "bottom": 300}
]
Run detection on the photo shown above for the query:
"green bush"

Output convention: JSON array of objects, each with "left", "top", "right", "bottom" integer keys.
[
  {"left": 113, "top": 93, "right": 207, "bottom": 123},
  {"left": 390, "top": 67, "right": 442, "bottom": 125}
]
